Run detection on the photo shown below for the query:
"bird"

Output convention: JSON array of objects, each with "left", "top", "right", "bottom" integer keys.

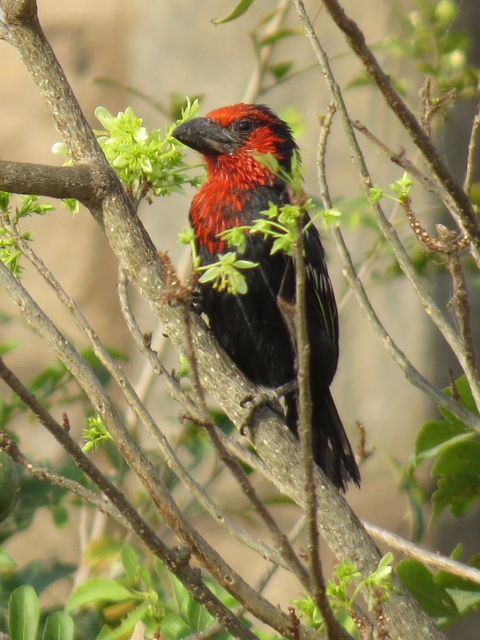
[{"left": 173, "top": 103, "right": 360, "bottom": 490}]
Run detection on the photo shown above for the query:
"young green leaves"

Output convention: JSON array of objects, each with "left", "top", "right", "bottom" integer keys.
[
  {"left": 53, "top": 99, "right": 202, "bottom": 203},
  {"left": 0, "top": 192, "right": 53, "bottom": 276},
  {"left": 196, "top": 252, "right": 258, "bottom": 295}
]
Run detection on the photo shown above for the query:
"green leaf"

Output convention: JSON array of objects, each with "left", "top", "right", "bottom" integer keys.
[
  {"left": 42, "top": 611, "right": 74, "bottom": 640},
  {"left": 66, "top": 578, "right": 141, "bottom": 612},
  {"left": 0, "top": 191, "right": 12, "bottom": 212},
  {"left": 96, "top": 602, "right": 150, "bottom": 640},
  {"left": 268, "top": 61, "right": 293, "bottom": 80},
  {"left": 211, "top": 0, "right": 255, "bottom": 24},
  {"left": 121, "top": 544, "right": 139, "bottom": 582},
  {"left": 414, "top": 420, "right": 471, "bottom": 463},
  {"left": 8, "top": 585, "right": 40, "bottom": 640},
  {"left": 0, "top": 450, "right": 21, "bottom": 523},
  {"left": 259, "top": 29, "right": 301, "bottom": 48},
  {"left": 447, "top": 375, "right": 479, "bottom": 414},
  {"left": 0, "top": 547, "right": 16, "bottom": 570},
  {"left": 160, "top": 612, "right": 191, "bottom": 639},
  {"left": 178, "top": 227, "right": 195, "bottom": 245},
  {"left": 432, "top": 474, "right": 480, "bottom": 518},
  {"left": 432, "top": 440, "right": 480, "bottom": 477},
  {"left": 320, "top": 208, "right": 342, "bottom": 229},
  {"left": 447, "top": 588, "right": 480, "bottom": 617},
  {"left": 170, "top": 574, "right": 188, "bottom": 614},
  {"left": 94, "top": 106, "right": 115, "bottom": 129},
  {"left": 61, "top": 198, "right": 80, "bottom": 214},
  {"left": 368, "top": 185, "right": 384, "bottom": 204},
  {"left": 396, "top": 560, "right": 458, "bottom": 618},
  {"left": 234, "top": 260, "right": 258, "bottom": 269},
  {"left": 0, "top": 338, "right": 20, "bottom": 356},
  {"left": 439, "top": 375, "right": 479, "bottom": 425}
]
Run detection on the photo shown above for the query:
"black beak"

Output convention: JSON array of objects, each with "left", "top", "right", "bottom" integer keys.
[{"left": 173, "top": 117, "right": 239, "bottom": 156}]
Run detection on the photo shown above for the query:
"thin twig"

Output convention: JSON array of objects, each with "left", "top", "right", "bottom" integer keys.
[
  {"left": 418, "top": 79, "right": 456, "bottom": 139},
  {"left": 293, "top": 0, "right": 480, "bottom": 415},
  {"left": 293, "top": 205, "right": 351, "bottom": 640},
  {"left": 116, "top": 267, "right": 198, "bottom": 411},
  {"left": 463, "top": 81, "right": 480, "bottom": 196},
  {"left": 118, "top": 248, "right": 195, "bottom": 427},
  {"left": 352, "top": 121, "right": 449, "bottom": 203},
  {"left": 0, "top": 432, "right": 129, "bottom": 528},
  {"left": 365, "top": 522, "right": 480, "bottom": 586},
  {"left": 317, "top": 0, "right": 480, "bottom": 263},
  {"left": 437, "top": 225, "right": 478, "bottom": 380}
]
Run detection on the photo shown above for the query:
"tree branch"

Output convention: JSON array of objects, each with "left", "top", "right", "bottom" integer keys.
[
  {"left": 293, "top": 211, "right": 349, "bottom": 640},
  {"left": 0, "top": 432, "right": 129, "bottom": 528},
  {"left": 365, "top": 522, "right": 480, "bottom": 586},
  {"left": 464, "top": 81, "right": 480, "bottom": 195},
  {"left": 0, "top": 159, "right": 100, "bottom": 203},
  {"left": 293, "top": 0, "right": 480, "bottom": 416},
  {"left": 318, "top": 0, "right": 480, "bottom": 262}
]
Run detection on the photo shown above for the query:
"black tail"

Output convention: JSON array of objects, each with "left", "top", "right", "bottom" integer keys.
[{"left": 286, "top": 390, "right": 360, "bottom": 491}]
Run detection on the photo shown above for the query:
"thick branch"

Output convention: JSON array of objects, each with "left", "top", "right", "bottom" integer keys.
[{"left": 0, "top": 159, "right": 101, "bottom": 203}]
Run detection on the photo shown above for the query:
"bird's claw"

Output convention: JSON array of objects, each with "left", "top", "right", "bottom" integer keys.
[{"left": 238, "top": 381, "right": 297, "bottom": 435}]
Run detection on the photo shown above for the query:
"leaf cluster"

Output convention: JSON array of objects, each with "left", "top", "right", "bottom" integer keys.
[
  {"left": 412, "top": 375, "right": 480, "bottom": 520},
  {"left": 0, "top": 192, "right": 52, "bottom": 276},
  {"left": 395, "top": 376, "right": 480, "bottom": 626},
  {"left": 294, "top": 553, "right": 394, "bottom": 638},
  {"left": 389, "top": 0, "right": 478, "bottom": 96},
  {"left": 53, "top": 99, "right": 203, "bottom": 203},
  {"left": 2, "top": 540, "right": 243, "bottom": 640}
]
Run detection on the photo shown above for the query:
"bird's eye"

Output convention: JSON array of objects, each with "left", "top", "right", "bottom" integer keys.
[{"left": 235, "top": 119, "right": 256, "bottom": 134}]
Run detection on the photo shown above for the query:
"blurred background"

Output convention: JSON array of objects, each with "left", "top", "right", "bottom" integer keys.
[{"left": 0, "top": 1, "right": 479, "bottom": 637}]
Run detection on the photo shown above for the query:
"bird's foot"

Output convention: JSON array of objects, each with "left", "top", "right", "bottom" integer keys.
[{"left": 238, "top": 381, "right": 297, "bottom": 435}]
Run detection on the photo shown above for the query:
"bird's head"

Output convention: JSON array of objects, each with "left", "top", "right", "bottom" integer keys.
[{"left": 173, "top": 104, "right": 297, "bottom": 185}]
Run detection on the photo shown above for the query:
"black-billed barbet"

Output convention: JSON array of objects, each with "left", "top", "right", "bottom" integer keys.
[{"left": 173, "top": 104, "right": 360, "bottom": 490}]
